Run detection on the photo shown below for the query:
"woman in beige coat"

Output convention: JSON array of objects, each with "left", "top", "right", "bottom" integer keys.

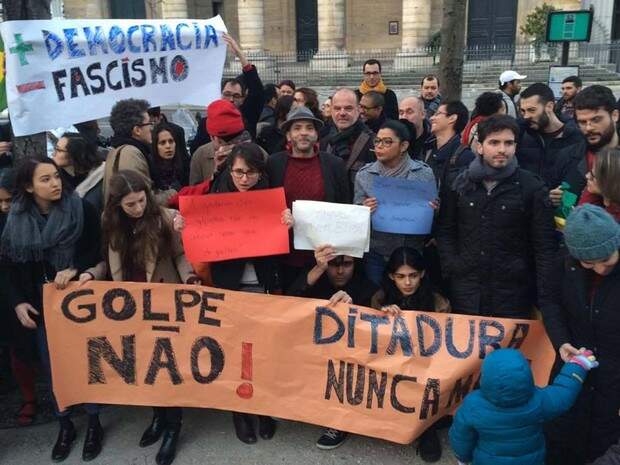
[{"left": 80, "top": 169, "right": 199, "bottom": 465}]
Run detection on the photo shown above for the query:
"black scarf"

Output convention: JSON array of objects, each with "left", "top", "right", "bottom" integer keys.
[
  {"left": 452, "top": 155, "right": 519, "bottom": 195},
  {"left": 0, "top": 192, "right": 84, "bottom": 270},
  {"left": 325, "top": 119, "right": 366, "bottom": 161}
]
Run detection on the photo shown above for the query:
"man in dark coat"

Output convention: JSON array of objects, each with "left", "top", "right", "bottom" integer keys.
[
  {"left": 267, "top": 106, "right": 350, "bottom": 291},
  {"left": 321, "top": 88, "right": 375, "bottom": 186},
  {"left": 554, "top": 75, "right": 582, "bottom": 121},
  {"left": 543, "top": 204, "right": 620, "bottom": 465},
  {"left": 436, "top": 115, "right": 557, "bottom": 319},
  {"left": 359, "top": 91, "right": 387, "bottom": 134},
  {"left": 189, "top": 34, "right": 264, "bottom": 153},
  {"left": 355, "top": 59, "right": 398, "bottom": 120},
  {"left": 517, "top": 83, "right": 587, "bottom": 204}
]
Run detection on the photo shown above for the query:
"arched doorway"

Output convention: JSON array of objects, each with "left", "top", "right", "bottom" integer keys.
[{"left": 296, "top": 0, "right": 318, "bottom": 61}]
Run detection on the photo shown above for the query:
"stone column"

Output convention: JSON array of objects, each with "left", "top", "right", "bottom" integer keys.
[
  {"left": 237, "top": 0, "right": 264, "bottom": 52},
  {"left": 311, "top": 0, "right": 348, "bottom": 70},
  {"left": 395, "top": 0, "right": 433, "bottom": 70}
]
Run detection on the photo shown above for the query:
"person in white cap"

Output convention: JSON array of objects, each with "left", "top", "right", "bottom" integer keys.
[{"left": 498, "top": 70, "right": 527, "bottom": 118}]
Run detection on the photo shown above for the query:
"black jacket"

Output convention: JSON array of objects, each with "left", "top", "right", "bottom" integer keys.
[
  {"left": 5, "top": 198, "right": 101, "bottom": 320},
  {"left": 287, "top": 268, "right": 378, "bottom": 307},
  {"left": 423, "top": 133, "right": 475, "bottom": 193},
  {"left": 256, "top": 125, "right": 286, "bottom": 155},
  {"left": 436, "top": 169, "right": 557, "bottom": 318},
  {"left": 355, "top": 88, "right": 399, "bottom": 120},
  {"left": 266, "top": 151, "right": 351, "bottom": 204},
  {"left": 211, "top": 258, "right": 278, "bottom": 292},
  {"left": 544, "top": 256, "right": 620, "bottom": 463},
  {"left": 189, "top": 64, "right": 264, "bottom": 153},
  {"left": 516, "top": 119, "right": 586, "bottom": 192},
  {"left": 409, "top": 118, "right": 431, "bottom": 161}
]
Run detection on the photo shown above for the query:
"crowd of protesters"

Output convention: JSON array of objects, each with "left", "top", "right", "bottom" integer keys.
[{"left": 1, "top": 32, "right": 620, "bottom": 465}]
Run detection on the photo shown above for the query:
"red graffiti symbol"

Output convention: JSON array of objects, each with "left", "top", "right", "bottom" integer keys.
[
  {"left": 174, "top": 60, "right": 185, "bottom": 77},
  {"left": 236, "top": 342, "right": 253, "bottom": 399}
]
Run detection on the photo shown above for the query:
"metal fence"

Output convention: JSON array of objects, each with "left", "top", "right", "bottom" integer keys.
[{"left": 223, "top": 41, "right": 620, "bottom": 85}]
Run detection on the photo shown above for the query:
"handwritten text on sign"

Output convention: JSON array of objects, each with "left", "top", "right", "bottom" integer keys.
[
  {"left": 43, "top": 282, "right": 555, "bottom": 444},
  {"left": 180, "top": 188, "right": 289, "bottom": 263},
  {"left": 0, "top": 16, "right": 227, "bottom": 136},
  {"left": 373, "top": 177, "right": 438, "bottom": 235},
  {"left": 293, "top": 200, "right": 371, "bottom": 258}
]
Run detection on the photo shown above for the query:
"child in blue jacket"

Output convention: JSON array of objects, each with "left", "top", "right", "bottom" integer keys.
[{"left": 449, "top": 348, "right": 598, "bottom": 465}]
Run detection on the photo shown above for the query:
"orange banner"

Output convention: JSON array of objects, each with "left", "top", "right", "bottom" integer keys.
[{"left": 43, "top": 282, "right": 556, "bottom": 444}]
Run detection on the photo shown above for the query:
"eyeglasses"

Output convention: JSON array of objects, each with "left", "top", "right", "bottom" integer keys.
[
  {"left": 433, "top": 111, "right": 449, "bottom": 118},
  {"left": 373, "top": 137, "right": 396, "bottom": 147},
  {"left": 231, "top": 169, "right": 260, "bottom": 180},
  {"left": 360, "top": 105, "right": 378, "bottom": 111},
  {"left": 223, "top": 91, "right": 244, "bottom": 100}
]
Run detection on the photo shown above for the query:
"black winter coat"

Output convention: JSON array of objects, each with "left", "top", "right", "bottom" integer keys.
[
  {"left": 436, "top": 169, "right": 557, "bottom": 318},
  {"left": 516, "top": 119, "right": 586, "bottom": 192},
  {"left": 211, "top": 258, "right": 278, "bottom": 292},
  {"left": 543, "top": 256, "right": 620, "bottom": 464},
  {"left": 266, "top": 151, "right": 351, "bottom": 204},
  {"left": 355, "top": 88, "right": 399, "bottom": 120}
]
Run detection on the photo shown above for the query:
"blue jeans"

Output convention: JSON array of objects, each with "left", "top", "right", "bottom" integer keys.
[
  {"left": 37, "top": 324, "right": 100, "bottom": 417},
  {"left": 364, "top": 250, "right": 387, "bottom": 287}
]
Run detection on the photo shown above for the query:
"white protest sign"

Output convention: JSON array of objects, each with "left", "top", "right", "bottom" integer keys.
[
  {"left": 0, "top": 16, "right": 228, "bottom": 136},
  {"left": 292, "top": 200, "right": 371, "bottom": 258}
]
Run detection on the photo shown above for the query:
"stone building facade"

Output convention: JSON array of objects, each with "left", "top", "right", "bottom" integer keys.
[{"left": 60, "top": 0, "right": 619, "bottom": 54}]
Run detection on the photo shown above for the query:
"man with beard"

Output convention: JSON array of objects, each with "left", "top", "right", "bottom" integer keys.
[
  {"left": 321, "top": 88, "right": 375, "bottom": 185},
  {"left": 359, "top": 91, "right": 386, "bottom": 134},
  {"left": 554, "top": 75, "right": 582, "bottom": 121},
  {"left": 267, "top": 106, "right": 350, "bottom": 290},
  {"left": 517, "top": 83, "right": 586, "bottom": 206},
  {"left": 420, "top": 75, "right": 442, "bottom": 118},
  {"left": 573, "top": 85, "right": 620, "bottom": 206},
  {"left": 498, "top": 70, "right": 526, "bottom": 118}
]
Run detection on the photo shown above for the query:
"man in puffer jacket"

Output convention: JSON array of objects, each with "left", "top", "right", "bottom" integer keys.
[{"left": 449, "top": 348, "right": 597, "bottom": 465}]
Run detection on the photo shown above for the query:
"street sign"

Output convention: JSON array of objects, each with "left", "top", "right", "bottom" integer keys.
[{"left": 546, "top": 10, "right": 593, "bottom": 42}]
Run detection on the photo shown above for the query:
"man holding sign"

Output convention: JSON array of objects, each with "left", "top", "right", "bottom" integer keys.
[{"left": 267, "top": 106, "right": 350, "bottom": 291}]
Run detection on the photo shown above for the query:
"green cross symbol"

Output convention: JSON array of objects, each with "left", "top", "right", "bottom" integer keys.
[{"left": 9, "top": 34, "right": 34, "bottom": 66}]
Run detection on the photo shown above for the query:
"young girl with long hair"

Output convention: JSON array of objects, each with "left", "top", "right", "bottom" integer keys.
[{"left": 80, "top": 169, "right": 199, "bottom": 465}]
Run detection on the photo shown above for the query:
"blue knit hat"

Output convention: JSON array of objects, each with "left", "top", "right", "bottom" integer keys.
[{"left": 564, "top": 204, "right": 620, "bottom": 261}]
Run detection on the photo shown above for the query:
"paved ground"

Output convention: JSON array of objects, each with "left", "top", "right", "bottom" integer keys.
[{"left": 0, "top": 406, "right": 456, "bottom": 465}]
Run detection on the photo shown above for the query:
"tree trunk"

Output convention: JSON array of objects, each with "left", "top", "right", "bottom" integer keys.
[
  {"left": 439, "top": 0, "right": 467, "bottom": 101},
  {"left": 3, "top": 0, "right": 51, "bottom": 162}
]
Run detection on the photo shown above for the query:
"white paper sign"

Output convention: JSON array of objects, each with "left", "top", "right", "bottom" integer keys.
[
  {"left": 292, "top": 200, "right": 371, "bottom": 258},
  {"left": 0, "top": 16, "right": 228, "bottom": 136}
]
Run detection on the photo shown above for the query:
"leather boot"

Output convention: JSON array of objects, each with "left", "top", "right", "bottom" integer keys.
[
  {"left": 140, "top": 412, "right": 166, "bottom": 447},
  {"left": 258, "top": 415, "right": 276, "bottom": 440},
  {"left": 82, "top": 423, "right": 103, "bottom": 461},
  {"left": 232, "top": 412, "right": 256, "bottom": 444},
  {"left": 156, "top": 425, "right": 181, "bottom": 465},
  {"left": 51, "top": 420, "right": 76, "bottom": 462}
]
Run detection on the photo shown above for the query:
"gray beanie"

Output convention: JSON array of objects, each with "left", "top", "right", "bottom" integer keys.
[{"left": 564, "top": 204, "right": 620, "bottom": 261}]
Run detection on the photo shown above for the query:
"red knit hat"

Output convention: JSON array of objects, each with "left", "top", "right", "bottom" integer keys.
[{"left": 206, "top": 99, "right": 245, "bottom": 137}]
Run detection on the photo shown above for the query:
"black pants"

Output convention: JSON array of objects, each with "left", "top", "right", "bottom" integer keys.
[{"left": 153, "top": 407, "right": 182, "bottom": 427}]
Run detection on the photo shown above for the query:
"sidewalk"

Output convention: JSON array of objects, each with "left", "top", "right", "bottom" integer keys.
[{"left": 0, "top": 406, "right": 455, "bottom": 465}]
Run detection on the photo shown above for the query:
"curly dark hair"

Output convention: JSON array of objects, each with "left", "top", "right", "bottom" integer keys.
[
  {"left": 62, "top": 132, "right": 101, "bottom": 175},
  {"left": 295, "top": 87, "right": 322, "bottom": 120},
  {"left": 102, "top": 170, "right": 173, "bottom": 279},
  {"left": 472, "top": 92, "right": 505, "bottom": 118},
  {"left": 109, "top": 99, "right": 150, "bottom": 138}
]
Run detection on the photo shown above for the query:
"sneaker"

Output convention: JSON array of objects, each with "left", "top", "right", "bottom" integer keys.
[{"left": 316, "top": 428, "right": 347, "bottom": 450}]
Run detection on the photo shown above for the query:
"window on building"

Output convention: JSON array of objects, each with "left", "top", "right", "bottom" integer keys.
[{"left": 110, "top": 0, "right": 146, "bottom": 19}]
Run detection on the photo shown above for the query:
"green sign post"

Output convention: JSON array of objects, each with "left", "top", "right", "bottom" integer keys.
[{"left": 546, "top": 9, "right": 593, "bottom": 65}]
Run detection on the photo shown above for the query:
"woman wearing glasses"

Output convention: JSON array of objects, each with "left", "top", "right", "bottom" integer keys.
[
  {"left": 354, "top": 120, "right": 436, "bottom": 286},
  {"left": 173, "top": 142, "right": 290, "bottom": 444}
]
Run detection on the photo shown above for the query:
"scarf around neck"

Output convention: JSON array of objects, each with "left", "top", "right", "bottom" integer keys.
[
  {"left": 0, "top": 191, "right": 84, "bottom": 270},
  {"left": 376, "top": 154, "right": 412, "bottom": 178},
  {"left": 452, "top": 155, "right": 518, "bottom": 195},
  {"left": 359, "top": 79, "right": 387, "bottom": 95}
]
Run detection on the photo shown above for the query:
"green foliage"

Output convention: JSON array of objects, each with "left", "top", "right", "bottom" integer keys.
[{"left": 520, "top": 3, "right": 557, "bottom": 43}]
